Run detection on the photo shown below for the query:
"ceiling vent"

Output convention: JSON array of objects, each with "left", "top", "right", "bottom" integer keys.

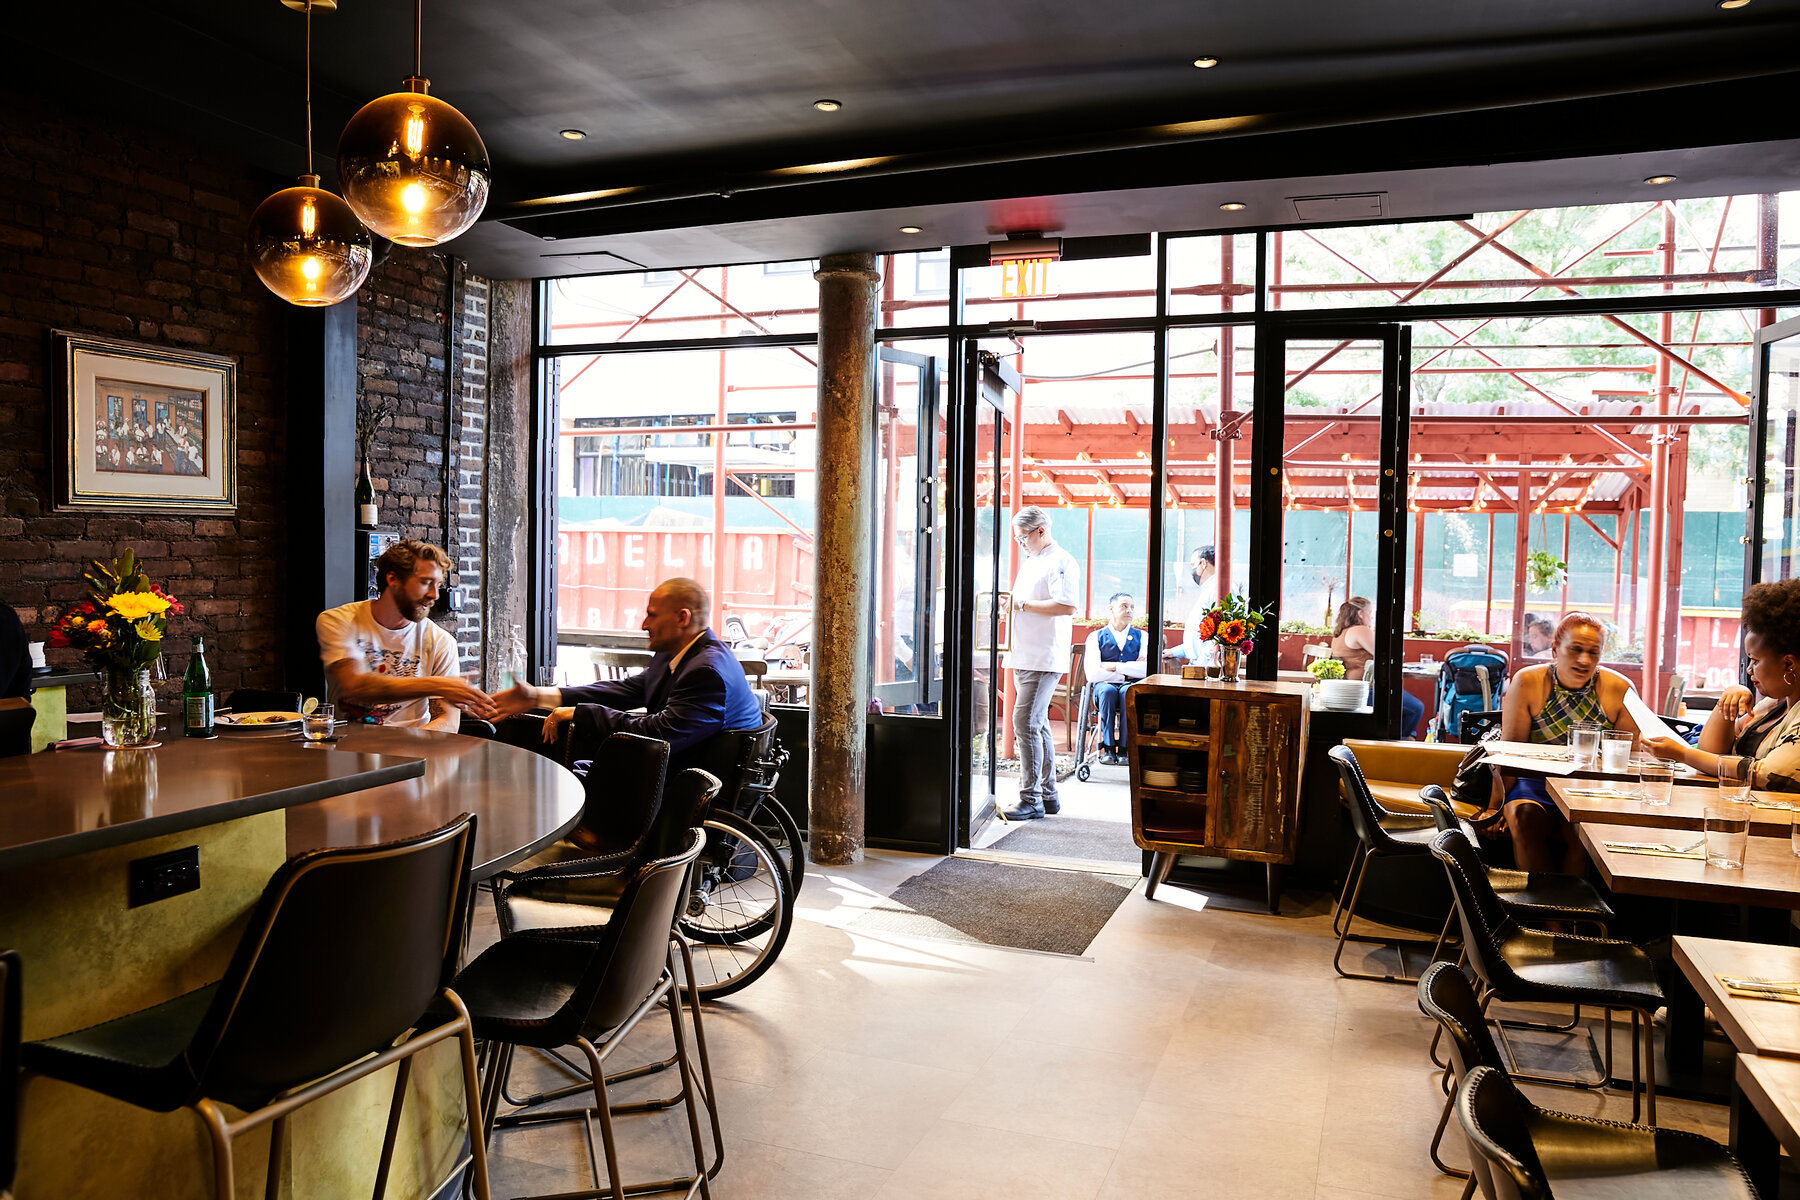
[{"left": 1289, "top": 192, "right": 1387, "bottom": 222}]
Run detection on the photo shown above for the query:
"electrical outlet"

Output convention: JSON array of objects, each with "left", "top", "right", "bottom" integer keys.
[{"left": 128, "top": 845, "right": 199, "bottom": 907}]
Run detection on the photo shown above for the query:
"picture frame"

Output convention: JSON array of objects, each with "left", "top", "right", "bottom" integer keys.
[{"left": 52, "top": 330, "right": 237, "bottom": 514}]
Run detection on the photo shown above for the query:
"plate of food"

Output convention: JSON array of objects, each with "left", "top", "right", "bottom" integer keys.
[{"left": 216, "top": 711, "right": 305, "bottom": 733}]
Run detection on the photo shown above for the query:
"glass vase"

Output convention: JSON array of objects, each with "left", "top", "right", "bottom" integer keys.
[
  {"left": 1218, "top": 646, "right": 1241, "bottom": 683},
  {"left": 100, "top": 666, "right": 159, "bottom": 748}
]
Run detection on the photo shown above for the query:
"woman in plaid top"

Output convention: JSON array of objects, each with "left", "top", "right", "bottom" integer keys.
[
  {"left": 1484, "top": 612, "right": 1643, "bottom": 875},
  {"left": 1645, "top": 580, "right": 1800, "bottom": 793}
]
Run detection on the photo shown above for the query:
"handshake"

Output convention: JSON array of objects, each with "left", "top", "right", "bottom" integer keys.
[{"left": 434, "top": 678, "right": 561, "bottom": 724}]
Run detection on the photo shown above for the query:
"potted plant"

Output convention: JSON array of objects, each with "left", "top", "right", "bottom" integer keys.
[
  {"left": 47, "top": 549, "right": 183, "bottom": 747},
  {"left": 1526, "top": 549, "right": 1567, "bottom": 594}
]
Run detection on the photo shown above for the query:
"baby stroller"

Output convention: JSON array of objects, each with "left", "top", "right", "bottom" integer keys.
[{"left": 1435, "top": 645, "right": 1508, "bottom": 742}]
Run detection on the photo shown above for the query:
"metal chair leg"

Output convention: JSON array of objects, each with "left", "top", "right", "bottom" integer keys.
[
  {"left": 1428, "top": 1086, "right": 1470, "bottom": 1179},
  {"left": 1333, "top": 848, "right": 1439, "bottom": 984},
  {"left": 196, "top": 1098, "right": 237, "bottom": 1200},
  {"left": 265, "top": 1113, "right": 286, "bottom": 1200},
  {"left": 1332, "top": 846, "right": 1368, "bottom": 937},
  {"left": 372, "top": 1058, "right": 412, "bottom": 1200},
  {"left": 577, "top": 1037, "right": 628, "bottom": 1200}
]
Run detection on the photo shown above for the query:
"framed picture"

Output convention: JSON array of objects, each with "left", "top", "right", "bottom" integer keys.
[{"left": 53, "top": 330, "right": 237, "bottom": 513}]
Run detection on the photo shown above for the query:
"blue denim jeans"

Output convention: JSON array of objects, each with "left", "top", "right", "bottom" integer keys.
[{"left": 1011, "top": 669, "right": 1061, "bottom": 807}]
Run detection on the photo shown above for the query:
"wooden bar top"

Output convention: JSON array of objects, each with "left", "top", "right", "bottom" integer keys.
[
  {"left": 1577, "top": 821, "right": 1800, "bottom": 908},
  {"left": 0, "top": 730, "right": 425, "bottom": 871},
  {"left": 1549, "top": 779, "right": 1796, "bottom": 837},
  {"left": 1674, "top": 937, "right": 1800, "bottom": 1059},
  {"left": 1139, "top": 674, "right": 1314, "bottom": 698},
  {"left": 286, "top": 725, "right": 584, "bottom": 878}
]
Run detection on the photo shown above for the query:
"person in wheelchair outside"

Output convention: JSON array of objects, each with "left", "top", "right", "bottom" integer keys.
[
  {"left": 493, "top": 577, "right": 762, "bottom": 774},
  {"left": 1084, "top": 592, "right": 1147, "bottom": 764}
]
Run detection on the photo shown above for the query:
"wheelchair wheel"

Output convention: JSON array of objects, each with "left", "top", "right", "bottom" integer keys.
[
  {"left": 742, "top": 793, "right": 806, "bottom": 897},
  {"left": 678, "top": 812, "right": 794, "bottom": 999},
  {"left": 1076, "top": 763, "right": 1091, "bottom": 782}
]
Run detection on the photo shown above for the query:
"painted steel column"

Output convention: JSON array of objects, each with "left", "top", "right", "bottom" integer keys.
[
  {"left": 1643, "top": 206, "right": 1675, "bottom": 696},
  {"left": 809, "top": 253, "right": 879, "bottom": 866},
  {"left": 1215, "top": 239, "right": 1235, "bottom": 604},
  {"left": 1511, "top": 458, "right": 1531, "bottom": 663}
]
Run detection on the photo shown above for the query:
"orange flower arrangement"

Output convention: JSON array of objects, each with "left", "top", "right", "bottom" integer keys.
[{"left": 1192, "top": 594, "right": 1270, "bottom": 655}]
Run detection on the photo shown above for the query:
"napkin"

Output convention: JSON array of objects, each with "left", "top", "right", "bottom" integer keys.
[{"left": 1600, "top": 840, "right": 1705, "bottom": 860}]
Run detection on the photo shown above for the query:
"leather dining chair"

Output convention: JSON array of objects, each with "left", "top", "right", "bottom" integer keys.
[
  {"left": 22, "top": 816, "right": 489, "bottom": 1200},
  {"left": 1419, "top": 960, "right": 1508, "bottom": 1197},
  {"left": 454, "top": 829, "right": 717, "bottom": 1200},
  {"left": 1455, "top": 1066, "right": 1756, "bottom": 1200},
  {"left": 1329, "top": 744, "right": 1465, "bottom": 983},
  {"left": 0, "top": 949, "right": 18, "bottom": 1200},
  {"left": 1431, "top": 828, "right": 1664, "bottom": 1124}
]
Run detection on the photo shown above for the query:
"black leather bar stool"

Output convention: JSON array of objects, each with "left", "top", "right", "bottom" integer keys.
[
  {"left": 1, "top": 949, "right": 18, "bottom": 1200},
  {"left": 454, "top": 829, "right": 716, "bottom": 1200},
  {"left": 1431, "top": 828, "right": 1665, "bottom": 1124},
  {"left": 1419, "top": 961, "right": 1510, "bottom": 1197},
  {"left": 1329, "top": 744, "right": 1466, "bottom": 983},
  {"left": 1456, "top": 1066, "right": 1756, "bottom": 1200},
  {"left": 22, "top": 817, "right": 490, "bottom": 1200},
  {"left": 1418, "top": 786, "right": 1614, "bottom": 934}
]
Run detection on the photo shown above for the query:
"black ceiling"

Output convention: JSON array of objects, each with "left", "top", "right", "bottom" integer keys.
[{"left": 16, "top": 0, "right": 1800, "bottom": 278}]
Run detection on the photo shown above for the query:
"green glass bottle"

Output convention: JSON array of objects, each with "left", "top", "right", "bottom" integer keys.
[{"left": 183, "top": 636, "right": 214, "bottom": 737}]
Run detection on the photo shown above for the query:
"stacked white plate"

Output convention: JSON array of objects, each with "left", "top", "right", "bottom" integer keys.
[
  {"left": 1316, "top": 680, "right": 1369, "bottom": 711},
  {"left": 1143, "top": 769, "right": 1179, "bottom": 789}
]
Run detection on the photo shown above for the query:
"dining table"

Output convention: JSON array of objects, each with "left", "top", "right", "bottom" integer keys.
[
  {"left": 1575, "top": 821, "right": 1800, "bottom": 907},
  {"left": 1547, "top": 778, "right": 1796, "bottom": 838}
]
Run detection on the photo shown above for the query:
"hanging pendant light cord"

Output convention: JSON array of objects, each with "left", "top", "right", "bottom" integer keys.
[
  {"left": 414, "top": 0, "right": 424, "bottom": 77},
  {"left": 303, "top": 1, "right": 314, "bottom": 177}
]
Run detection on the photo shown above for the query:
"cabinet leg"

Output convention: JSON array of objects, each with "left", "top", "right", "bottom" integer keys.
[
  {"left": 1266, "top": 863, "right": 1283, "bottom": 914},
  {"left": 1145, "top": 852, "right": 1176, "bottom": 901}
]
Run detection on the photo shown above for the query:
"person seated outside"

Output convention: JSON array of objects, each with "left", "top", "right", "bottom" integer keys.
[
  {"left": 1083, "top": 592, "right": 1147, "bottom": 764},
  {"left": 316, "top": 539, "right": 496, "bottom": 731},
  {"left": 1522, "top": 617, "right": 1556, "bottom": 659},
  {"left": 1644, "top": 579, "right": 1800, "bottom": 791},
  {"left": 1484, "top": 611, "right": 1641, "bottom": 873},
  {"left": 494, "top": 577, "right": 762, "bottom": 774},
  {"left": 1328, "top": 597, "right": 1424, "bottom": 738}
]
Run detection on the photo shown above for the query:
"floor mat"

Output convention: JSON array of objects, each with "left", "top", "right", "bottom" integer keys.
[
  {"left": 849, "top": 857, "right": 1135, "bottom": 956},
  {"left": 989, "top": 816, "right": 1142, "bottom": 865}
]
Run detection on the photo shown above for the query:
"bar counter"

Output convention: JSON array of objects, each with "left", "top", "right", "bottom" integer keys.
[{"left": 1, "top": 723, "right": 585, "bottom": 1200}]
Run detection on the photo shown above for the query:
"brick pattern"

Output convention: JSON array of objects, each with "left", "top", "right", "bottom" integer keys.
[
  {"left": 1, "top": 89, "right": 491, "bottom": 707},
  {"left": 457, "top": 277, "right": 490, "bottom": 675}
]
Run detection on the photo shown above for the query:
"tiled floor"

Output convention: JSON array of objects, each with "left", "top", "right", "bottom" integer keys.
[{"left": 474, "top": 810, "right": 1731, "bottom": 1200}]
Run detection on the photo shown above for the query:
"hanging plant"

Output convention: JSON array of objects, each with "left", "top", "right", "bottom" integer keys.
[{"left": 1526, "top": 549, "right": 1567, "bottom": 594}]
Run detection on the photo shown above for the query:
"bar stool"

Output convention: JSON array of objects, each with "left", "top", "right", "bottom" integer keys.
[
  {"left": 1, "top": 949, "right": 18, "bottom": 1200},
  {"left": 22, "top": 817, "right": 490, "bottom": 1200},
  {"left": 1418, "top": 786, "right": 1614, "bottom": 934},
  {"left": 455, "top": 829, "right": 716, "bottom": 1200},
  {"left": 1431, "top": 828, "right": 1664, "bottom": 1124},
  {"left": 1328, "top": 745, "right": 1463, "bottom": 983},
  {"left": 1456, "top": 1067, "right": 1755, "bottom": 1200}
]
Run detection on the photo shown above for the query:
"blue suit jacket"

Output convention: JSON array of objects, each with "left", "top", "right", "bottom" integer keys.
[{"left": 562, "top": 629, "right": 763, "bottom": 770}]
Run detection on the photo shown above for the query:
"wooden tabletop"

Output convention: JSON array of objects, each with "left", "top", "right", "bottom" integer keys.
[
  {"left": 1736, "top": 1055, "right": 1800, "bottom": 1160},
  {"left": 1674, "top": 937, "right": 1800, "bottom": 1059},
  {"left": 0, "top": 727, "right": 425, "bottom": 871},
  {"left": 1549, "top": 779, "right": 1796, "bottom": 837},
  {"left": 285, "top": 725, "right": 585, "bottom": 879},
  {"left": 1578, "top": 822, "right": 1800, "bottom": 907}
]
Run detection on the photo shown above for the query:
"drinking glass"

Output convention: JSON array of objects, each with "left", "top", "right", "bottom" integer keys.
[
  {"left": 302, "top": 704, "right": 335, "bottom": 743},
  {"left": 1569, "top": 723, "right": 1603, "bottom": 768},
  {"left": 1790, "top": 804, "right": 1800, "bottom": 859},
  {"left": 1637, "top": 759, "right": 1675, "bottom": 806},
  {"left": 1704, "top": 801, "right": 1750, "bottom": 869},
  {"left": 1420, "top": 652, "right": 1434, "bottom": 668},
  {"left": 1718, "top": 757, "right": 1753, "bottom": 804},
  {"left": 1600, "top": 731, "right": 1634, "bottom": 776}
]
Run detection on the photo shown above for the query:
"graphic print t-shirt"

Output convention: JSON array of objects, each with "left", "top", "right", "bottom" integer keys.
[{"left": 316, "top": 600, "right": 459, "bottom": 727}]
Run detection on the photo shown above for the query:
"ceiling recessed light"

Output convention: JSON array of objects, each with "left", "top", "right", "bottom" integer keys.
[
  {"left": 559, "top": 128, "right": 587, "bottom": 140},
  {"left": 1718, "top": 0, "right": 1751, "bottom": 8},
  {"left": 1643, "top": 174, "right": 1678, "bottom": 185},
  {"left": 1192, "top": 56, "right": 1219, "bottom": 69},
  {"left": 813, "top": 99, "right": 842, "bottom": 112},
  {"left": 1219, "top": 201, "right": 1247, "bottom": 212},
  {"left": 898, "top": 225, "right": 923, "bottom": 234}
]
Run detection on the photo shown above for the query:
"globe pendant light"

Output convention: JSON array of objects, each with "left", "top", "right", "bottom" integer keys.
[
  {"left": 337, "top": 0, "right": 490, "bottom": 247},
  {"left": 248, "top": 1, "right": 372, "bottom": 307}
]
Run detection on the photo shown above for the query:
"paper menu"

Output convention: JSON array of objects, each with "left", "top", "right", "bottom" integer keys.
[{"left": 1624, "top": 689, "right": 1680, "bottom": 744}]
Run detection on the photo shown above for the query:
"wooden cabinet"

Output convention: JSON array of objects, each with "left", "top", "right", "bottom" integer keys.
[{"left": 1126, "top": 676, "right": 1311, "bottom": 906}]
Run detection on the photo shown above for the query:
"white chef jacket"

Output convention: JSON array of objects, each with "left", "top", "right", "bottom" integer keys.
[{"left": 1005, "top": 540, "right": 1080, "bottom": 673}]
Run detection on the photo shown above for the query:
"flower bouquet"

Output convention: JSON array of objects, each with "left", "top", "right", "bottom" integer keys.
[
  {"left": 1192, "top": 593, "right": 1269, "bottom": 682},
  {"left": 48, "top": 549, "right": 184, "bottom": 746}
]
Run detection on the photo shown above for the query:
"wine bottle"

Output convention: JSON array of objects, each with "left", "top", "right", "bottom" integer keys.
[
  {"left": 356, "top": 461, "right": 378, "bottom": 527},
  {"left": 183, "top": 636, "right": 214, "bottom": 737}
]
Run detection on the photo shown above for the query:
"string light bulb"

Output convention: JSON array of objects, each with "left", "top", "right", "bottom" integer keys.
[{"left": 248, "top": 2, "right": 372, "bottom": 306}]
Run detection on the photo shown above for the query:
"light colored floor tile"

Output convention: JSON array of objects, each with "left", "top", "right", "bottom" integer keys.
[
  {"left": 713, "top": 1137, "right": 893, "bottom": 1200},
  {"left": 940, "top": 1038, "right": 1160, "bottom": 1150},
  {"left": 875, "top": 1119, "right": 1116, "bottom": 1200},
  {"left": 1098, "top": 1099, "right": 1322, "bottom": 1200}
]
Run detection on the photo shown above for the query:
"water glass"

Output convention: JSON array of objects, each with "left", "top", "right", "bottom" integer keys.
[
  {"left": 1637, "top": 759, "right": 1675, "bottom": 806},
  {"left": 1790, "top": 805, "right": 1800, "bottom": 859},
  {"left": 1600, "top": 730, "right": 1634, "bottom": 776},
  {"left": 1420, "top": 652, "right": 1434, "bottom": 667},
  {"left": 1718, "top": 758, "right": 1753, "bottom": 804},
  {"left": 1569, "top": 723, "right": 1603, "bottom": 768},
  {"left": 301, "top": 704, "right": 335, "bottom": 743},
  {"left": 1704, "top": 801, "right": 1750, "bottom": 869}
]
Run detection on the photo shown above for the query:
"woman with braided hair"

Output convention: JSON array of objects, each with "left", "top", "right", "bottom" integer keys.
[{"left": 1645, "top": 579, "right": 1800, "bottom": 792}]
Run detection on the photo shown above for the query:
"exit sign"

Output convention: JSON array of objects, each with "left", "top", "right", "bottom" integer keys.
[{"left": 999, "top": 260, "right": 1054, "bottom": 298}]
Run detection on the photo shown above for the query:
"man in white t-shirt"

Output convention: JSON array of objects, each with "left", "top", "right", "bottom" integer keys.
[
  {"left": 1003, "top": 506, "right": 1079, "bottom": 820},
  {"left": 316, "top": 539, "right": 495, "bottom": 730}
]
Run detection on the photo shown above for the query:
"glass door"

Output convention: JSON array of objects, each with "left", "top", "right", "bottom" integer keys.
[
  {"left": 872, "top": 345, "right": 943, "bottom": 711},
  {"left": 1251, "top": 324, "right": 1410, "bottom": 737},
  {"left": 1749, "top": 314, "right": 1800, "bottom": 585},
  {"left": 952, "top": 347, "right": 1015, "bottom": 847}
]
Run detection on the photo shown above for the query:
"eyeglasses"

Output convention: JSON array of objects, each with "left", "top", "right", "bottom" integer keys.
[{"left": 1012, "top": 530, "right": 1035, "bottom": 543}]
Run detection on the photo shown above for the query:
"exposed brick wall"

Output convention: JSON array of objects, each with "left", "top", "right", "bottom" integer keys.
[
  {"left": 0, "top": 88, "right": 491, "bottom": 710},
  {"left": 457, "top": 276, "right": 490, "bottom": 677}
]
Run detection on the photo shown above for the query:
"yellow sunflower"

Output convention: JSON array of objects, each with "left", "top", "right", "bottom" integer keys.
[{"left": 107, "top": 592, "right": 172, "bottom": 621}]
